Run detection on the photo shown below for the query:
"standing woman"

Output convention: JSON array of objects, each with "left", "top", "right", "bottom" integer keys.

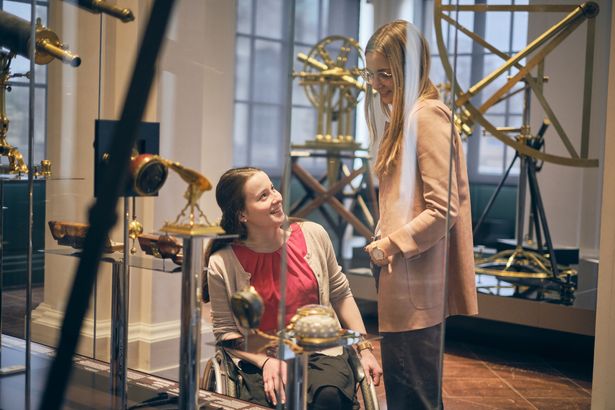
[{"left": 362, "top": 20, "right": 478, "bottom": 409}]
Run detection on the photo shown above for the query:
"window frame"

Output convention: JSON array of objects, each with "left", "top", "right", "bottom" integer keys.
[{"left": 233, "top": 0, "right": 361, "bottom": 178}]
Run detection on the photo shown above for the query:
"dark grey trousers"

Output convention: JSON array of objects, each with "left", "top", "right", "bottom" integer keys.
[{"left": 381, "top": 324, "right": 445, "bottom": 410}]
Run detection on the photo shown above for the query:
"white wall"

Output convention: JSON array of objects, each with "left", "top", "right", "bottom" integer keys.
[
  {"left": 37, "top": 0, "right": 236, "bottom": 375},
  {"left": 592, "top": 3, "right": 615, "bottom": 407},
  {"left": 528, "top": 0, "right": 611, "bottom": 257},
  {"left": 154, "top": 0, "right": 235, "bottom": 231},
  {"left": 372, "top": 0, "right": 415, "bottom": 27}
]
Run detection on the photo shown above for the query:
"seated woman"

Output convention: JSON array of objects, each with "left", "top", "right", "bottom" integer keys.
[{"left": 206, "top": 167, "right": 382, "bottom": 409}]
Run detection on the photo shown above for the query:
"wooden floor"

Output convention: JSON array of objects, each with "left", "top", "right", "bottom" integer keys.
[
  {"left": 361, "top": 310, "right": 593, "bottom": 410},
  {"left": 2, "top": 286, "right": 593, "bottom": 409},
  {"left": 367, "top": 334, "right": 592, "bottom": 409}
]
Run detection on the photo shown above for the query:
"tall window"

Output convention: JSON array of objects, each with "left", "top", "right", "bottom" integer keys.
[
  {"left": 234, "top": 0, "right": 360, "bottom": 175},
  {"left": 1, "top": 0, "right": 48, "bottom": 166},
  {"left": 422, "top": 0, "right": 528, "bottom": 183}
]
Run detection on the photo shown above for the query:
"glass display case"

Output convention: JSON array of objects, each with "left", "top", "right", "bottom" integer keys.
[{"left": 0, "top": 1, "right": 611, "bottom": 409}]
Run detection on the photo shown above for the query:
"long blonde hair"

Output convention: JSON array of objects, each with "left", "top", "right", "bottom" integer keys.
[{"left": 365, "top": 20, "right": 438, "bottom": 176}]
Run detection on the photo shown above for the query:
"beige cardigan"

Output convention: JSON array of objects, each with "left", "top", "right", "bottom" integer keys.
[
  {"left": 207, "top": 221, "right": 354, "bottom": 342},
  {"left": 376, "top": 99, "right": 478, "bottom": 332}
]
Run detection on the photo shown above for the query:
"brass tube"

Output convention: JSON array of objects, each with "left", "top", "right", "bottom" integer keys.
[
  {"left": 458, "top": 3, "right": 594, "bottom": 106},
  {"left": 440, "top": 5, "right": 576, "bottom": 13},
  {"left": 433, "top": 0, "right": 599, "bottom": 167},
  {"left": 337, "top": 87, "right": 344, "bottom": 138},
  {"left": 297, "top": 53, "right": 367, "bottom": 92},
  {"left": 345, "top": 95, "right": 352, "bottom": 140},
  {"left": 36, "top": 39, "right": 81, "bottom": 67},
  {"left": 317, "top": 79, "right": 324, "bottom": 138},
  {"left": 316, "top": 44, "right": 335, "bottom": 67},
  {"left": 325, "top": 85, "right": 332, "bottom": 138}
]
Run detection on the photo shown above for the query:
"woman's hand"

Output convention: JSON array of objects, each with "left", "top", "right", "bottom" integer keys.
[
  {"left": 358, "top": 349, "right": 383, "bottom": 386},
  {"left": 365, "top": 237, "right": 401, "bottom": 267},
  {"left": 262, "top": 357, "right": 287, "bottom": 406},
  {"left": 364, "top": 241, "right": 389, "bottom": 267}
]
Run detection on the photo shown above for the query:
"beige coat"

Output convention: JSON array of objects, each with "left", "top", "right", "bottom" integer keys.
[
  {"left": 376, "top": 99, "right": 478, "bottom": 332},
  {"left": 207, "top": 221, "right": 354, "bottom": 342}
]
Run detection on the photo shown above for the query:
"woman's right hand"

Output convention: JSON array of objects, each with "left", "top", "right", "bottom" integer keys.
[{"left": 262, "top": 357, "right": 287, "bottom": 406}]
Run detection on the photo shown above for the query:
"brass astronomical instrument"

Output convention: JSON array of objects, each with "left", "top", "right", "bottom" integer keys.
[
  {"left": 229, "top": 287, "right": 360, "bottom": 355},
  {"left": 0, "top": 11, "right": 81, "bottom": 175},
  {"left": 0, "top": 53, "right": 56, "bottom": 176},
  {"left": 286, "top": 304, "right": 343, "bottom": 348},
  {"left": 130, "top": 153, "right": 223, "bottom": 235},
  {"left": 0, "top": 53, "right": 28, "bottom": 175},
  {"left": 434, "top": 1, "right": 599, "bottom": 167},
  {"left": 225, "top": 288, "right": 375, "bottom": 410},
  {"left": 293, "top": 35, "right": 367, "bottom": 149},
  {"left": 230, "top": 286, "right": 265, "bottom": 330},
  {"left": 434, "top": 2, "right": 601, "bottom": 303},
  {"left": 0, "top": 12, "right": 81, "bottom": 68}
]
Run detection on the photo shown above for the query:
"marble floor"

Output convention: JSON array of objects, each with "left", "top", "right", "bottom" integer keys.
[{"left": 1, "top": 286, "right": 593, "bottom": 409}]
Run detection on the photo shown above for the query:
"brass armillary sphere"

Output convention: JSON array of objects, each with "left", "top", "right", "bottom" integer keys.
[{"left": 293, "top": 35, "right": 367, "bottom": 149}]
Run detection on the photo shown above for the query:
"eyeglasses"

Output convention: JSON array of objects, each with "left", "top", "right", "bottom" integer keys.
[{"left": 359, "top": 69, "right": 393, "bottom": 84}]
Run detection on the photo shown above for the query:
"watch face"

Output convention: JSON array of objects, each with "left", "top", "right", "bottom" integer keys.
[{"left": 371, "top": 247, "right": 385, "bottom": 261}]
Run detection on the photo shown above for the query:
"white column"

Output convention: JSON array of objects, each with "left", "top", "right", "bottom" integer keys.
[
  {"left": 527, "top": 0, "right": 610, "bottom": 255},
  {"left": 592, "top": 2, "right": 615, "bottom": 408}
]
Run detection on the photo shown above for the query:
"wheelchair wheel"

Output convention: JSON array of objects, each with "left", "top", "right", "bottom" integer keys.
[
  {"left": 347, "top": 347, "right": 380, "bottom": 410},
  {"left": 201, "top": 349, "right": 240, "bottom": 398},
  {"left": 201, "top": 353, "right": 224, "bottom": 394}
]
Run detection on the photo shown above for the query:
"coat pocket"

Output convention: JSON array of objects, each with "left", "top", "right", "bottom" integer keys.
[{"left": 404, "top": 250, "right": 445, "bottom": 310}]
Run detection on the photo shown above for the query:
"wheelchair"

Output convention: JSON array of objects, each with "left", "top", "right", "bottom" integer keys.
[{"left": 201, "top": 346, "right": 380, "bottom": 410}]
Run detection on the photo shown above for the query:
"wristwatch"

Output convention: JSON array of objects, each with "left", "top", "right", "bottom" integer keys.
[
  {"left": 356, "top": 340, "right": 374, "bottom": 353},
  {"left": 369, "top": 246, "right": 387, "bottom": 264}
]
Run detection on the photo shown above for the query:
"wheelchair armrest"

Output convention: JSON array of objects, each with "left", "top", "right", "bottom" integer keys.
[{"left": 346, "top": 347, "right": 380, "bottom": 410}]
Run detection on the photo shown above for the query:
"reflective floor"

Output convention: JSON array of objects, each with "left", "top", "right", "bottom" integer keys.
[{"left": 2, "top": 287, "right": 592, "bottom": 409}]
